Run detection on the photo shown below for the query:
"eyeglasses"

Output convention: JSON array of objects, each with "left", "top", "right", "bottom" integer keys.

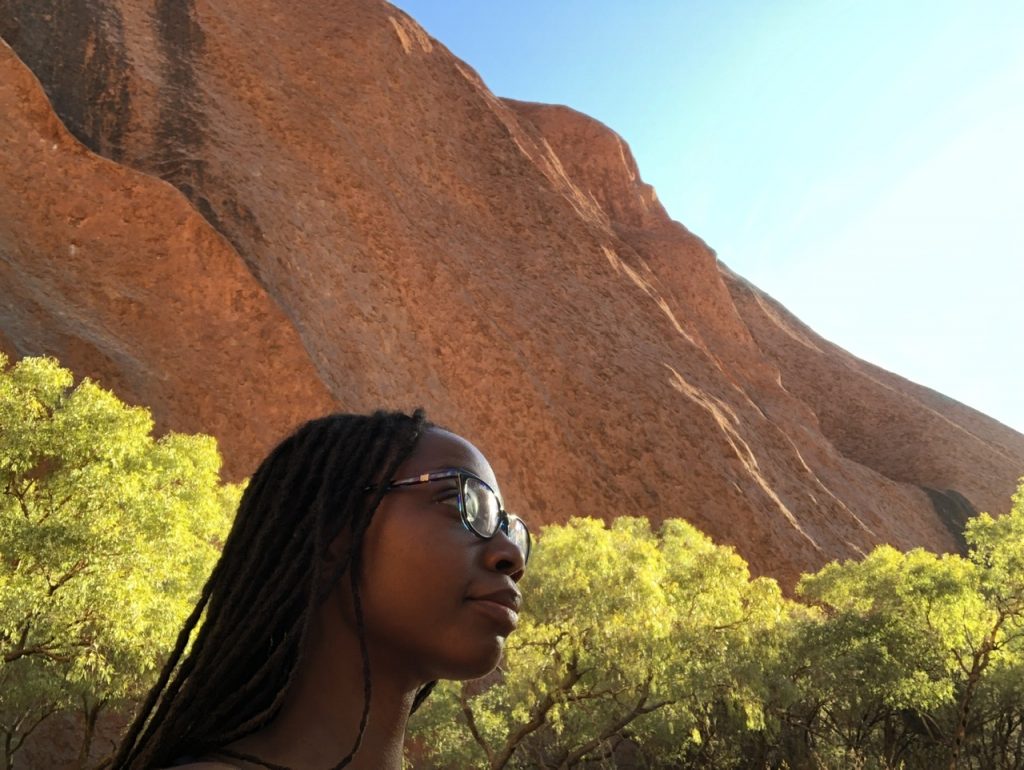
[{"left": 369, "top": 468, "right": 531, "bottom": 565}]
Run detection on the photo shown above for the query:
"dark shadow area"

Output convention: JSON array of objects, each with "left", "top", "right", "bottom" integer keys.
[
  {"left": 921, "top": 485, "right": 977, "bottom": 554},
  {"left": 0, "top": 0, "right": 131, "bottom": 159}
]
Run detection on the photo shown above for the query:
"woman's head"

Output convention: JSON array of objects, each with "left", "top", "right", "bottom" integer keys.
[
  {"left": 114, "top": 409, "right": 526, "bottom": 769},
  {"left": 352, "top": 425, "right": 526, "bottom": 683}
]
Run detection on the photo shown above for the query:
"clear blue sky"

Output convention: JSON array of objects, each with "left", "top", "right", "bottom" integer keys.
[{"left": 391, "top": 1, "right": 1024, "bottom": 434}]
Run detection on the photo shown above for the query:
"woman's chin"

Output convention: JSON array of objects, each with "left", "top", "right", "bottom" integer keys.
[{"left": 442, "top": 636, "right": 507, "bottom": 682}]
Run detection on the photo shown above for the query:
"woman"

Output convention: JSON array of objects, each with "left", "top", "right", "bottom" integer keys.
[{"left": 112, "top": 409, "right": 530, "bottom": 769}]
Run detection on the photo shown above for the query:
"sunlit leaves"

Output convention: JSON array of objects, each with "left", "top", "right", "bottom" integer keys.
[
  {"left": 410, "top": 516, "right": 793, "bottom": 768},
  {"left": 0, "top": 354, "right": 239, "bottom": 762},
  {"left": 410, "top": 479, "right": 1024, "bottom": 769}
]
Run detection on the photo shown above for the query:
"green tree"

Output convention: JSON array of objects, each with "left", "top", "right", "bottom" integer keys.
[
  {"left": 0, "top": 355, "right": 239, "bottom": 769},
  {"left": 955, "top": 479, "right": 1024, "bottom": 769},
  {"left": 793, "top": 546, "right": 976, "bottom": 767},
  {"left": 631, "top": 518, "right": 793, "bottom": 769},
  {"left": 792, "top": 480, "right": 1024, "bottom": 770},
  {"left": 409, "top": 516, "right": 792, "bottom": 769},
  {"left": 408, "top": 480, "right": 1024, "bottom": 770}
]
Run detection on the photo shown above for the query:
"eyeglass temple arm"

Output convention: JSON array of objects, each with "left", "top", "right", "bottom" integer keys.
[{"left": 364, "top": 469, "right": 464, "bottom": 493}]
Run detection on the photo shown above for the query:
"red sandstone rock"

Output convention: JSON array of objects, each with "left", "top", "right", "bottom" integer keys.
[
  {"left": 1, "top": 0, "right": 1021, "bottom": 584},
  {"left": 0, "top": 40, "right": 335, "bottom": 480},
  {"left": 724, "top": 267, "right": 1024, "bottom": 519},
  {"left": 3, "top": 3, "right": 1024, "bottom": 765}
]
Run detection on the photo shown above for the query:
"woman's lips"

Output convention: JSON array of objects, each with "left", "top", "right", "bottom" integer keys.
[
  {"left": 467, "top": 597, "right": 519, "bottom": 632},
  {"left": 469, "top": 587, "right": 522, "bottom": 612}
]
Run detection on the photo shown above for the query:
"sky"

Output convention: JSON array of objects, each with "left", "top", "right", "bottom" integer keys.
[{"left": 390, "top": 0, "right": 1024, "bottom": 434}]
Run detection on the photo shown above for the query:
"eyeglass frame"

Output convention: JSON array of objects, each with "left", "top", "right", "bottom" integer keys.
[{"left": 365, "top": 468, "right": 531, "bottom": 564}]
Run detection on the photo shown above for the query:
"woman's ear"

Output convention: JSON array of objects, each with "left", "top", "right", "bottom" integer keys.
[
  {"left": 324, "top": 528, "right": 350, "bottom": 565},
  {"left": 318, "top": 527, "right": 357, "bottom": 600}
]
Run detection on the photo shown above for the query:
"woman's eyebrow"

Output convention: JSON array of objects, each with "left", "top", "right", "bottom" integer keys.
[
  {"left": 395, "top": 465, "right": 487, "bottom": 483},
  {"left": 424, "top": 464, "right": 477, "bottom": 476}
]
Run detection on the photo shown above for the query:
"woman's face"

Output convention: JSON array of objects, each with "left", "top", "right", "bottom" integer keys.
[{"left": 351, "top": 427, "right": 525, "bottom": 684}]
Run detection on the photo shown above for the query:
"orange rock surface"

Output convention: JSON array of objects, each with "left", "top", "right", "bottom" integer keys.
[
  {"left": 2, "top": 0, "right": 1022, "bottom": 588},
  {"left": 0, "top": 39, "right": 335, "bottom": 479}
]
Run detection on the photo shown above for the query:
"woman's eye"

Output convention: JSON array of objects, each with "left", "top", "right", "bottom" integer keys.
[{"left": 434, "top": 489, "right": 460, "bottom": 508}]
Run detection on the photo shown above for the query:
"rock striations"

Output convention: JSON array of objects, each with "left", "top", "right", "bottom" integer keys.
[
  {"left": 0, "top": 39, "right": 335, "bottom": 479},
  {"left": 1, "top": 0, "right": 1022, "bottom": 590}
]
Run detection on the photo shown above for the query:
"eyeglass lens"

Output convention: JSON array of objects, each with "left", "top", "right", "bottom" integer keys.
[
  {"left": 506, "top": 516, "right": 530, "bottom": 563},
  {"left": 462, "top": 476, "right": 501, "bottom": 536},
  {"left": 462, "top": 476, "right": 530, "bottom": 562}
]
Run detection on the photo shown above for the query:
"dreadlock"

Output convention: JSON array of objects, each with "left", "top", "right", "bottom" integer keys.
[{"left": 111, "top": 409, "right": 437, "bottom": 769}]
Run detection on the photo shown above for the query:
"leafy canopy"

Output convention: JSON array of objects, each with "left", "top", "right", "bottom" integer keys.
[
  {"left": 410, "top": 516, "right": 791, "bottom": 769},
  {"left": 0, "top": 354, "right": 239, "bottom": 763}
]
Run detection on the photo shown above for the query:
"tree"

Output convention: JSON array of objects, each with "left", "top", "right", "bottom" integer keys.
[
  {"left": 408, "top": 480, "right": 1024, "bottom": 770},
  {"left": 0, "top": 355, "right": 239, "bottom": 768},
  {"left": 793, "top": 546, "right": 975, "bottom": 767},
  {"left": 409, "top": 516, "right": 791, "bottom": 769},
  {"left": 792, "top": 480, "right": 1024, "bottom": 770},
  {"left": 955, "top": 479, "right": 1024, "bottom": 770}
]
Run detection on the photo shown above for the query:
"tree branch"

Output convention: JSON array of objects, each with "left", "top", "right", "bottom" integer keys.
[
  {"left": 490, "top": 651, "right": 587, "bottom": 769},
  {"left": 46, "top": 558, "right": 89, "bottom": 596},
  {"left": 459, "top": 683, "right": 495, "bottom": 767},
  {"left": 554, "top": 677, "right": 672, "bottom": 769}
]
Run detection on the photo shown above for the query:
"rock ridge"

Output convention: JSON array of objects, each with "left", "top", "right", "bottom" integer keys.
[{"left": 0, "top": 0, "right": 1021, "bottom": 592}]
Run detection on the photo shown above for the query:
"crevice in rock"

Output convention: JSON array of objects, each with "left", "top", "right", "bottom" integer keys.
[
  {"left": 0, "top": 0, "right": 131, "bottom": 160},
  {"left": 920, "top": 486, "right": 976, "bottom": 554}
]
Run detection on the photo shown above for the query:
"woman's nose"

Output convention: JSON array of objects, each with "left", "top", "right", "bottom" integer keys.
[{"left": 484, "top": 529, "right": 526, "bottom": 582}]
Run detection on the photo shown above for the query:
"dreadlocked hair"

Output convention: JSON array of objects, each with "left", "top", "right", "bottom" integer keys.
[{"left": 112, "top": 409, "right": 433, "bottom": 770}]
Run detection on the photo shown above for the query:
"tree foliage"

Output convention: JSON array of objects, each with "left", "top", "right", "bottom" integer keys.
[
  {"left": 787, "top": 483, "right": 1024, "bottom": 770},
  {"left": 3, "top": 355, "right": 1022, "bottom": 770},
  {"left": 409, "top": 516, "right": 793, "bottom": 768},
  {"left": 410, "top": 479, "right": 1024, "bottom": 770},
  {"left": 0, "top": 355, "right": 239, "bottom": 768}
]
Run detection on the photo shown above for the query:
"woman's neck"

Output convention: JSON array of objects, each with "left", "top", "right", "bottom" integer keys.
[{"left": 222, "top": 611, "right": 418, "bottom": 770}]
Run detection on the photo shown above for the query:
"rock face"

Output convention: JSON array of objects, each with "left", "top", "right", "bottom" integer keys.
[
  {"left": 0, "top": 40, "right": 335, "bottom": 479},
  {"left": 724, "top": 269, "right": 1024, "bottom": 524},
  {"left": 2, "top": 0, "right": 1022, "bottom": 592}
]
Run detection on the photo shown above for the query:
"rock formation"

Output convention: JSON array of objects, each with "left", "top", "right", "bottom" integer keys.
[
  {"left": 2, "top": 0, "right": 1022, "bottom": 596},
  {"left": 0, "top": 40, "right": 335, "bottom": 479}
]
